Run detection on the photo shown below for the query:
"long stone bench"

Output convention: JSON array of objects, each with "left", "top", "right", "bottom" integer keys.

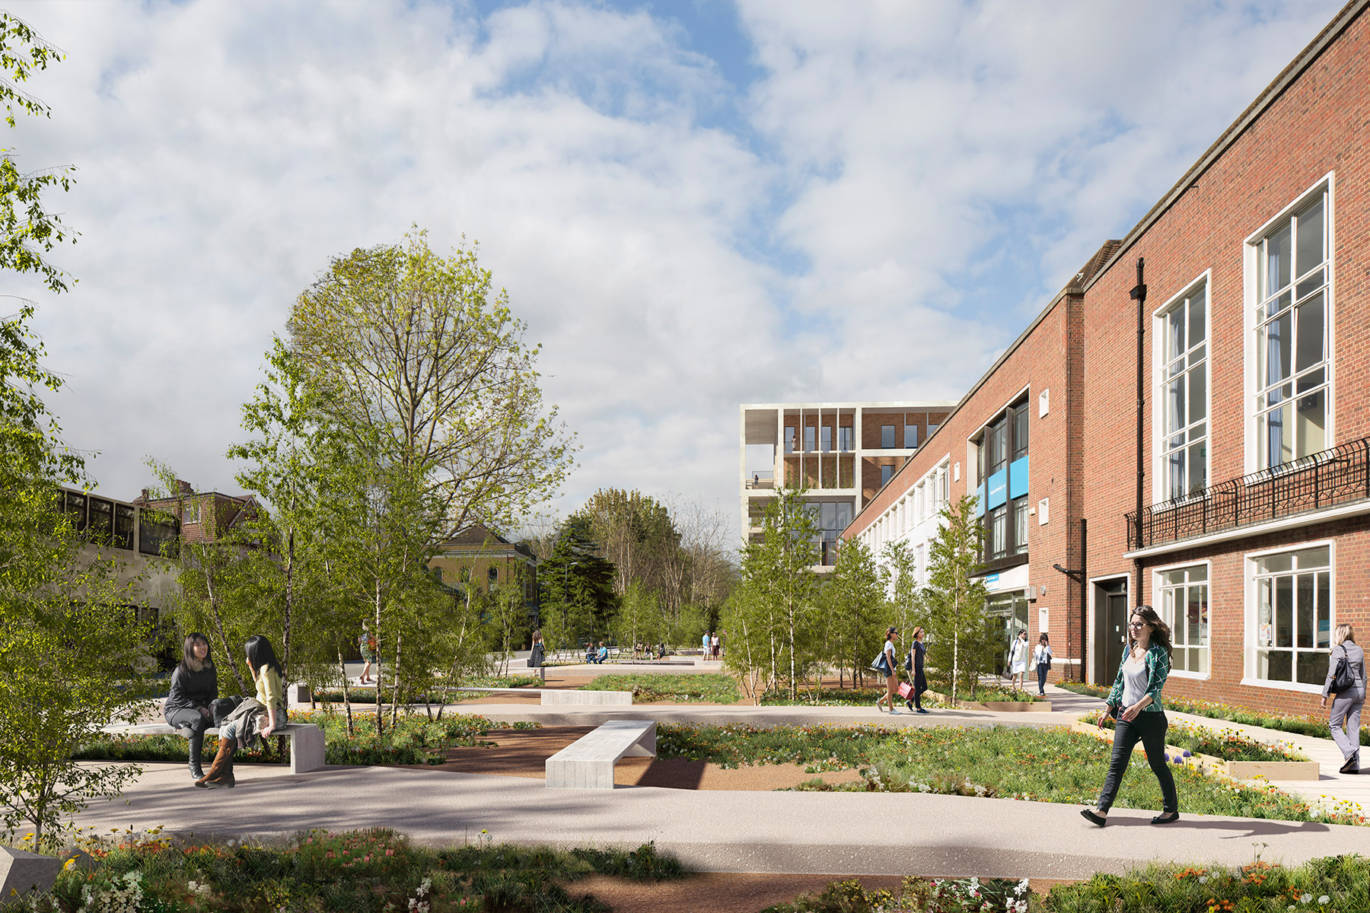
[
  {"left": 545, "top": 719, "right": 656, "bottom": 789},
  {"left": 105, "top": 721, "right": 326, "bottom": 774}
]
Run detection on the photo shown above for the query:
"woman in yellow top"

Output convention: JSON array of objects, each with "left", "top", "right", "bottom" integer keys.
[{"left": 197, "top": 635, "right": 287, "bottom": 788}]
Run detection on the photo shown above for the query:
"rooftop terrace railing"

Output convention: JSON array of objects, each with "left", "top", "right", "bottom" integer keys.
[{"left": 1126, "top": 436, "right": 1370, "bottom": 551}]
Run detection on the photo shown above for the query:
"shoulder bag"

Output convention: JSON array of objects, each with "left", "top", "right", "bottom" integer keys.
[{"left": 1331, "top": 647, "right": 1355, "bottom": 694}]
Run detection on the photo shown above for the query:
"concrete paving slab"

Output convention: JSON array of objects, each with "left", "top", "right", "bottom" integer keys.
[{"left": 74, "top": 761, "right": 1368, "bottom": 880}]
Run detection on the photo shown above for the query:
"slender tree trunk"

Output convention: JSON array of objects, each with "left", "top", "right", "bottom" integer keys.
[
  {"left": 390, "top": 631, "right": 402, "bottom": 728},
  {"left": 205, "top": 564, "right": 248, "bottom": 694},
  {"left": 374, "top": 578, "right": 384, "bottom": 736},
  {"left": 283, "top": 526, "right": 295, "bottom": 675},
  {"left": 338, "top": 649, "right": 354, "bottom": 737}
]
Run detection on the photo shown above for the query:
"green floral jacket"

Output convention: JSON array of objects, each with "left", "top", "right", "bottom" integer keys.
[{"left": 1105, "top": 644, "right": 1170, "bottom": 713}]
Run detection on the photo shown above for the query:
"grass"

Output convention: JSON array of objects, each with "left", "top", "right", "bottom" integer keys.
[
  {"left": 656, "top": 723, "right": 1363, "bottom": 824},
  {"left": 76, "top": 711, "right": 538, "bottom": 767},
  {"left": 1057, "top": 681, "right": 1369, "bottom": 745},
  {"left": 8, "top": 829, "right": 684, "bottom": 913},
  {"left": 310, "top": 675, "right": 544, "bottom": 704},
  {"left": 581, "top": 672, "right": 740, "bottom": 703}
]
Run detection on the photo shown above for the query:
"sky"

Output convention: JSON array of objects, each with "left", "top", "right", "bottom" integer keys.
[{"left": 4, "top": 0, "right": 1348, "bottom": 547}]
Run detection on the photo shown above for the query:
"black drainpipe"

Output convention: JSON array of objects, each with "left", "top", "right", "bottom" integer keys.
[
  {"left": 1078, "top": 517, "right": 1087, "bottom": 682},
  {"left": 1131, "top": 258, "right": 1148, "bottom": 602}
]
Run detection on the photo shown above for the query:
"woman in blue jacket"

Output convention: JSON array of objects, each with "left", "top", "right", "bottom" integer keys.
[{"left": 1082, "top": 605, "right": 1179, "bottom": 826}]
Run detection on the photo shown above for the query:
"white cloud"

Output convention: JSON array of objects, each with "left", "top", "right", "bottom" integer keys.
[{"left": 1, "top": 0, "right": 1346, "bottom": 548}]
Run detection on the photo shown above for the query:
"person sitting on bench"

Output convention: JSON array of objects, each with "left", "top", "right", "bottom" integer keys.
[
  {"left": 164, "top": 632, "right": 217, "bottom": 780},
  {"left": 197, "top": 634, "right": 287, "bottom": 789},
  {"left": 594, "top": 642, "right": 609, "bottom": 664}
]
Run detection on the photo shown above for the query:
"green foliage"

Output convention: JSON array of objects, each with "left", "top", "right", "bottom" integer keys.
[
  {"left": 882, "top": 540, "right": 921, "bottom": 647},
  {"left": 0, "top": 21, "right": 148, "bottom": 848},
  {"left": 582, "top": 673, "right": 740, "bottom": 703},
  {"left": 762, "top": 876, "right": 1033, "bottom": 913},
  {"left": 537, "top": 514, "right": 617, "bottom": 650},
  {"left": 611, "top": 580, "right": 663, "bottom": 649},
  {"left": 921, "top": 495, "right": 994, "bottom": 702},
  {"left": 723, "top": 487, "right": 822, "bottom": 701},
  {"left": 1097, "top": 717, "right": 1306, "bottom": 762},
  {"left": 819, "top": 538, "right": 890, "bottom": 688},
  {"left": 1058, "top": 681, "right": 1370, "bottom": 746},
  {"left": 288, "top": 227, "right": 575, "bottom": 536},
  {"left": 9, "top": 830, "right": 684, "bottom": 913},
  {"left": 75, "top": 712, "right": 540, "bottom": 768},
  {"left": 0, "top": 13, "right": 75, "bottom": 294},
  {"left": 656, "top": 724, "right": 1360, "bottom": 824},
  {"left": 1041, "top": 855, "right": 1370, "bottom": 913}
]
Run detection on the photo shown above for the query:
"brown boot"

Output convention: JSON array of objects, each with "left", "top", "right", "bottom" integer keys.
[{"left": 195, "top": 737, "right": 237, "bottom": 789}]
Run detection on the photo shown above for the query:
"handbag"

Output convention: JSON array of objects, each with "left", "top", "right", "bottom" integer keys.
[
  {"left": 897, "top": 682, "right": 912, "bottom": 699},
  {"left": 870, "top": 652, "right": 892, "bottom": 677},
  {"left": 1331, "top": 648, "right": 1355, "bottom": 694}
]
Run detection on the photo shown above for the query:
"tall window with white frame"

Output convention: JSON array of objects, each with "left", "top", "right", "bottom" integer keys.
[
  {"left": 1160, "top": 281, "right": 1208, "bottom": 500},
  {"left": 1254, "top": 188, "right": 1329, "bottom": 469},
  {"left": 1252, "top": 545, "right": 1331, "bottom": 687},
  {"left": 1158, "top": 565, "right": 1208, "bottom": 674}
]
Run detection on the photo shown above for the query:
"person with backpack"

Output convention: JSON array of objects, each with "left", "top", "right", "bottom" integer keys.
[
  {"left": 1322, "top": 624, "right": 1365, "bottom": 774},
  {"left": 874, "top": 626, "right": 901, "bottom": 714},
  {"left": 358, "top": 620, "right": 378, "bottom": 685},
  {"left": 904, "top": 626, "right": 929, "bottom": 714}
]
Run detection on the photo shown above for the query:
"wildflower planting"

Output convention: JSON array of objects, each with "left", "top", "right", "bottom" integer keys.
[
  {"left": 1096, "top": 718, "right": 1308, "bottom": 763},
  {"left": 5, "top": 829, "right": 684, "bottom": 913},
  {"left": 657, "top": 724, "right": 1363, "bottom": 824},
  {"left": 1057, "top": 682, "right": 1366, "bottom": 745}
]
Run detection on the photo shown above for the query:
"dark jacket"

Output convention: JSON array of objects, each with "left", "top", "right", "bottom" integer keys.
[{"left": 164, "top": 661, "right": 217, "bottom": 716}]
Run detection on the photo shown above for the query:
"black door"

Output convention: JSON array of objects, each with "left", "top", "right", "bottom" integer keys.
[{"left": 1097, "top": 580, "right": 1129, "bottom": 685}]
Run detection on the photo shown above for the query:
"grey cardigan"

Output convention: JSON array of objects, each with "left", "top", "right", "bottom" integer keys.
[{"left": 1323, "top": 642, "right": 1366, "bottom": 699}]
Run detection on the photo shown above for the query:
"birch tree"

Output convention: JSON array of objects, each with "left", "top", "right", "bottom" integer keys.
[{"left": 923, "top": 495, "right": 992, "bottom": 704}]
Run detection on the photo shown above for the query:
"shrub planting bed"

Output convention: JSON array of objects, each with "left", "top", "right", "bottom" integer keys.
[
  {"left": 582, "top": 672, "right": 740, "bottom": 703},
  {"left": 656, "top": 723, "right": 1362, "bottom": 824}
]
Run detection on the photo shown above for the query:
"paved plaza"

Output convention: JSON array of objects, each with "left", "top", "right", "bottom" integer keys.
[{"left": 76, "top": 661, "right": 1370, "bottom": 881}]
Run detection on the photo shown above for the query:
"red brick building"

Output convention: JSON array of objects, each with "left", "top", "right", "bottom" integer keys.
[{"left": 846, "top": 0, "right": 1369, "bottom": 715}]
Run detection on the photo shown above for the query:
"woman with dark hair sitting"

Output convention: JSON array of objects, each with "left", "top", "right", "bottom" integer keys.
[
  {"left": 196, "top": 634, "right": 287, "bottom": 789},
  {"left": 164, "top": 632, "right": 217, "bottom": 780}
]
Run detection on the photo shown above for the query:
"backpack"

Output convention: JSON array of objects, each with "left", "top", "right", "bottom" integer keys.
[{"left": 1331, "top": 647, "right": 1356, "bottom": 694}]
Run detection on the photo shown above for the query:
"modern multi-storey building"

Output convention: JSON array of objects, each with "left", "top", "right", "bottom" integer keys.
[
  {"left": 740, "top": 401, "right": 954, "bottom": 567},
  {"left": 847, "top": 0, "right": 1370, "bottom": 716}
]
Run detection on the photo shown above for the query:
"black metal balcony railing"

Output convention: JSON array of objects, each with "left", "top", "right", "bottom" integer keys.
[{"left": 1127, "top": 436, "right": 1370, "bottom": 551}]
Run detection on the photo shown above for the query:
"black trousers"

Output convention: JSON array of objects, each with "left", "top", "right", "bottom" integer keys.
[
  {"left": 165, "top": 706, "right": 212, "bottom": 767},
  {"left": 1096, "top": 711, "right": 1178, "bottom": 814}
]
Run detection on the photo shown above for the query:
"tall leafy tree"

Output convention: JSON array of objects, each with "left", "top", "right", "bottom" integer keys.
[
  {"left": 287, "top": 228, "right": 575, "bottom": 535},
  {"left": 536, "top": 515, "right": 615, "bottom": 651},
  {"left": 883, "top": 540, "right": 920, "bottom": 644},
  {"left": 922, "top": 495, "right": 992, "bottom": 704},
  {"left": 724, "top": 488, "right": 820, "bottom": 701},
  {"left": 575, "top": 488, "right": 678, "bottom": 598},
  {"left": 823, "top": 538, "right": 890, "bottom": 689},
  {"left": 0, "top": 17, "right": 143, "bottom": 848}
]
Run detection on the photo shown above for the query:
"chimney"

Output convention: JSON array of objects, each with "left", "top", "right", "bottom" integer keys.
[{"left": 176, "top": 480, "right": 194, "bottom": 496}]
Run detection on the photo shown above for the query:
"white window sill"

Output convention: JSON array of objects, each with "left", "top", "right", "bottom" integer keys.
[
  {"left": 1166, "top": 669, "right": 1210, "bottom": 681},
  {"left": 1239, "top": 677, "right": 1323, "bottom": 695}
]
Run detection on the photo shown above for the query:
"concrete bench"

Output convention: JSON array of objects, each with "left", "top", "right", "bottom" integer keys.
[
  {"left": 105, "top": 721, "right": 326, "bottom": 774},
  {"left": 545, "top": 719, "right": 656, "bottom": 789}
]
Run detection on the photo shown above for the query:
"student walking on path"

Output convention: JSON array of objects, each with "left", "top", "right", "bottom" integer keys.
[
  {"left": 1321, "top": 623, "right": 1365, "bottom": 774},
  {"left": 904, "top": 626, "right": 929, "bottom": 713},
  {"left": 1007, "top": 628, "right": 1029, "bottom": 691},
  {"left": 1081, "top": 605, "right": 1179, "bottom": 827},
  {"left": 874, "top": 626, "right": 901, "bottom": 714},
  {"left": 529, "top": 629, "right": 546, "bottom": 683},
  {"left": 1032, "top": 633, "right": 1053, "bottom": 696}
]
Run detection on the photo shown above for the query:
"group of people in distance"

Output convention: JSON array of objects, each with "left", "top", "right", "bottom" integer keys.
[
  {"left": 163, "top": 631, "right": 289, "bottom": 789},
  {"left": 584, "top": 641, "right": 609, "bottom": 664},
  {"left": 700, "top": 631, "right": 721, "bottom": 660}
]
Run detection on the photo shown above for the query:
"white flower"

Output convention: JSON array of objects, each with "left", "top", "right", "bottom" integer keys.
[
  {"left": 1302, "top": 894, "right": 1313, "bottom": 903},
  {"left": 1318, "top": 896, "right": 1329, "bottom": 905}
]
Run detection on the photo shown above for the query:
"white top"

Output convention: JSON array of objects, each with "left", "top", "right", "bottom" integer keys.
[
  {"left": 1008, "top": 637, "right": 1029, "bottom": 673},
  {"left": 1120, "top": 653, "right": 1149, "bottom": 707},
  {"left": 1032, "top": 644, "right": 1053, "bottom": 665}
]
